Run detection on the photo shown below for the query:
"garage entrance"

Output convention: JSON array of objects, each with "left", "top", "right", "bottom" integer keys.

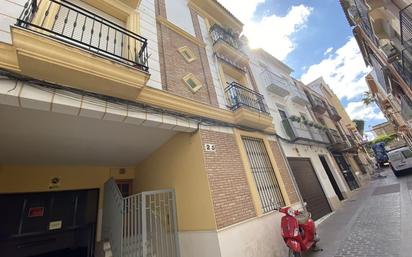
[
  {"left": 287, "top": 158, "right": 332, "bottom": 220},
  {"left": 0, "top": 189, "right": 98, "bottom": 257},
  {"left": 333, "top": 154, "right": 359, "bottom": 191},
  {"left": 319, "top": 155, "right": 344, "bottom": 201}
]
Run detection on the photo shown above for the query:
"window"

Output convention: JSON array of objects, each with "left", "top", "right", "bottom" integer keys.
[
  {"left": 116, "top": 180, "right": 133, "bottom": 197},
  {"left": 182, "top": 73, "right": 202, "bottom": 93},
  {"left": 178, "top": 46, "right": 196, "bottom": 63},
  {"left": 402, "top": 150, "right": 412, "bottom": 159},
  {"left": 242, "top": 136, "right": 285, "bottom": 213},
  {"left": 279, "top": 110, "right": 288, "bottom": 120}
]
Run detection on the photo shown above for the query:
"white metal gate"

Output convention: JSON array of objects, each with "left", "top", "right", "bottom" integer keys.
[{"left": 103, "top": 179, "right": 180, "bottom": 257}]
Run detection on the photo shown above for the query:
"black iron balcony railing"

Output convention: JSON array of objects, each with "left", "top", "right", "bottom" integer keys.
[
  {"left": 328, "top": 105, "right": 342, "bottom": 121},
  {"left": 400, "top": 3, "right": 412, "bottom": 46},
  {"left": 17, "top": 0, "right": 149, "bottom": 71},
  {"left": 400, "top": 94, "right": 412, "bottom": 121},
  {"left": 306, "top": 92, "right": 326, "bottom": 113},
  {"left": 210, "top": 23, "right": 241, "bottom": 50},
  {"left": 327, "top": 129, "right": 344, "bottom": 145},
  {"left": 346, "top": 135, "right": 357, "bottom": 148},
  {"left": 353, "top": 0, "right": 378, "bottom": 45},
  {"left": 393, "top": 46, "right": 412, "bottom": 90},
  {"left": 225, "top": 82, "right": 269, "bottom": 114}
]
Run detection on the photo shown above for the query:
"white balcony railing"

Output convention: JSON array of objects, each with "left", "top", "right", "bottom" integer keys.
[{"left": 261, "top": 70, "right": 290, "bottom": 97}]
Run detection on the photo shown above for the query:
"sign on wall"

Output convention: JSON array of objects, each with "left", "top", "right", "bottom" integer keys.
[{"left": 204, "top": 144, "right": 216, "bottom": 152}]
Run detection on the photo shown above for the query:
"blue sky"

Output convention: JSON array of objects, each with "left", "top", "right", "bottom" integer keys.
[{"left": 218, "top": 0, "right": 386, "bottom": 140}]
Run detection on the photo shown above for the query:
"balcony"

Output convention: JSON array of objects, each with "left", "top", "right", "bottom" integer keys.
[
  {"left": 282, "top": 118, "right": 330, "bottom": 144},
  {"left": 346, "top": 135, "right": 357, "bottom": 147},
  {"left": 225, "top": 82, "right": 272, "bottom": 129},
  {"left": 13, "top": 0, "right": 149, "bottom": 100},
  {"left": 353, "top": 0, "right": 378, "bottom": 45},
  {"left": 400, "top": 94, "right": 412, "bottom": 121},
  {"left": 400, "top": 3, "right": 412, "bottom": 46},
  {"left": 210, "top": 24, "right": 248, "bottom": 68},
  {"left": 326, "top": 129, "right": 349, "bottom": 151},
  {"left": 306, "top": 92, "right": 327, "bottom": 114},
  {"left": 327, "top": 105, "right": 342, "bottom": 121},
  {"left": 393, "top": 46, "right": 412, "bottom": 90},
  {"left": 343, "top": 134, "right": 358, "bottom": 153},
  {"left": 290, "top": 87, "right": 310, "bottom": 106},
  {"left": 261, "top": 70, "right": 290, "bottom": 97}
]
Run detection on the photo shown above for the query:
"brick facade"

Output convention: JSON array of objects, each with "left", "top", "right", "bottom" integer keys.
[
  {"left": 200, "top": 130, "right": 256, "bottom": 229},
  {"left": 269, "top": 140, "right": 300, "bottom": 204},
  {"left": 155, "top": 0, "right": 219, "bottom": 107}
]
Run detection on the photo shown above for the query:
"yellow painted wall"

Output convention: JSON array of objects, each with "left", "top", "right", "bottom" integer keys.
[
  {"left": 134, "top": 132, "right": 217, "bottom": 232},
  {"left": 323, "top": 115, "right": 338, "bottom": 130},
  {"left": 323, "top": 87, "right": 356, "bottom": 130},
  {"left": 0, "top": 166, "right": 135, "bottom": 208}
]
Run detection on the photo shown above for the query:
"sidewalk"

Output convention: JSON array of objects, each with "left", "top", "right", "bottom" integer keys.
[{"left": 305, "top": 168, "right": 411, "bottom": 257}]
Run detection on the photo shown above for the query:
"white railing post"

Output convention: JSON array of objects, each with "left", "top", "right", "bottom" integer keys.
[
  {"left": 103, "top": 179, "right": 124, "bottom": 257},
  {"left": 142, "top": 192, "right": 147, "bottom": 257},
  {"left": 104, "top": 180, "right": 180, "bottom": 257}
]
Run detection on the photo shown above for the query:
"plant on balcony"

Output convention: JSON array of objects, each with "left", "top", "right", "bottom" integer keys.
[
  {"left": 314, "top": 123, "right": 322, "bottom": 129},
  {"left": 289, "top": 115, "right": 301, "bottom": 122},
  {"left": 307, "top": 121, "right": 315, "bottom": 127}
]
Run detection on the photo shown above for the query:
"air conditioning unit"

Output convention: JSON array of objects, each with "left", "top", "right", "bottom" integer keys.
[{"left": 380, "top": 43, "right": 399, "bottom": 63}]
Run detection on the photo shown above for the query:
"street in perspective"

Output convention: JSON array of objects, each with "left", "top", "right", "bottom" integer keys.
[
  {"left": 0, "top": 0, "right": 412, "bottom": 257},
  {"left": 306, "top": 167, "right": 411, "bottom": 257}
]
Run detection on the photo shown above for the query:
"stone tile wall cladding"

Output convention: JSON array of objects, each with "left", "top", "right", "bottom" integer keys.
[
  {"left": 156, "top": 0, "right": 219, "bottom": 107},
  {"left": 268, "top": 141, "right": 300, "bottom": 204},
  {"left": 200, "top": 130, "right": 256, "bottom": 229}
]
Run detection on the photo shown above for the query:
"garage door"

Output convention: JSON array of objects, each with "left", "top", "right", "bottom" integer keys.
[
  {"left": 287, "top": 158, "right": 331, "bottom": 220},
  {"left": 0, "top": 189, "right": 98, "bottom": 257}
]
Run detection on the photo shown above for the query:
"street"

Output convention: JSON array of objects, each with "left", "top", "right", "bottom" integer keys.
[{"left": 306, "top": 167, "right": 412, "bottom": 257}]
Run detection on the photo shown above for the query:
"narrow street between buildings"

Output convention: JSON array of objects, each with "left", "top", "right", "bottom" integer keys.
[{"left": 306, "top": 168, "right": 412, "bottom": 257}]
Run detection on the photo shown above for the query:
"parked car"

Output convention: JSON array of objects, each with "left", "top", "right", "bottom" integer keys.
[{"left": 387, "top": 147, "right": 412, "bottom": 177}]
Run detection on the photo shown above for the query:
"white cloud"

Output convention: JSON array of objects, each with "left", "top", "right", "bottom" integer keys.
[
  {"left": 345, "top": 101, "right": 385, "bottom": 121},
  {"left": 301, "top": 37, "right": 370, "bottom": 100},
  {"left": 324, "top": 47, "right": 333, "bottom": 55},
  {"left": 217, "top": 0, "right": 265, "bottom": 22},
  {"left": 217, "top": 1, "right": 313, "bottom": 61}
]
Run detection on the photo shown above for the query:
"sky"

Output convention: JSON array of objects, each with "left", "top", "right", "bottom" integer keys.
[{"left": 217, "top": 0, "right": 386, "bottom": 140}]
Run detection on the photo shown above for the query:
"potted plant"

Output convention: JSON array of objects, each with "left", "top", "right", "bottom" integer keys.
[
  {"left": 290, "top": 115, "right": 301, "bottom": 122},
  {"left": 314, "top": 124, "right": 322, "bottom": 129}
]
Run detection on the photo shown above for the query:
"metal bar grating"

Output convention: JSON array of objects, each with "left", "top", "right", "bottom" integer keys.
[
  {"left": 353, "top": 0, "right": 377, "bottom": 45},
  {"left": 225, "top": 81, "right": 269, "bottom": 114},
  {"left": 242, "top": 136, "right": 285, "bottom": 213},
  {"left": 17, "top": 0, "right": 149, "bottom": 71},
  {"left": 103, "top": 180, "right": 180, "bottom": 257},
  {"left": 400, "top": 4, "right": 412, "bottom": 46}
]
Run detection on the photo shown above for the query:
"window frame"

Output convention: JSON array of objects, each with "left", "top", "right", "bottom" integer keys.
[
  {"left": 182, "top": 73, "right": 203, "bottom": 93},
  {"left": 178, "top": 46, "right": 197, "bottom": 63},
  {"left": 241, "top": 136, "right": 286, "bottom": 213}
]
